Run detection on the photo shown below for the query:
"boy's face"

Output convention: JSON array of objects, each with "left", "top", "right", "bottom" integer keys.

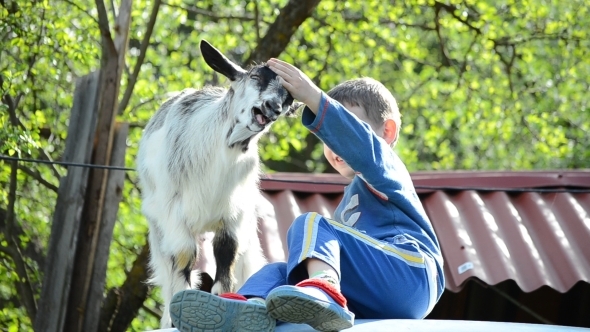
[{"left": 324, "top": 103, "right": 377, "bottom": 180}]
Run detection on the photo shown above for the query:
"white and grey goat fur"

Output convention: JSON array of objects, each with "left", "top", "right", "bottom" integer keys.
[{"left": 136, "top": 40, "right": 296, "bottom": 328}]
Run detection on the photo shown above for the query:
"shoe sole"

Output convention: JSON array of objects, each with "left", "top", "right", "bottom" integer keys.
[
  {"left": 266, "top": 287, "right": 354, "bottom": 331},
  {"left": 170, "top": 290, "right": 275, "bottom": 332}
]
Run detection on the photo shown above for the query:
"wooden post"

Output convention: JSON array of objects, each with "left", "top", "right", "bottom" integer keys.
[
  {"left": 34, "top": 71, "right": 100, "bottom": 332},
  {"left": 64, "top": 1, "right": 132, "bottom": 331}
]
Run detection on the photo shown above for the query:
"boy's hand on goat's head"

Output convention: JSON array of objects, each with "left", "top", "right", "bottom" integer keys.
[{"left": 268, "top": 58, "right": 322, "bottom": 114}]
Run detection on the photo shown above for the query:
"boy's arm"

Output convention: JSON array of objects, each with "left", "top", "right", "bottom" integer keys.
[
  {"left": 268, "top": 59, "right": 409, "bottom": 196},
  {"left": 305, "top": 94, "right": 410, "bottom": 195}
]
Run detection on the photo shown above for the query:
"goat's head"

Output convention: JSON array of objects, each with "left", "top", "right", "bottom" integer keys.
[{"left": 200, "top": 40, "right": 299, "bottom": 146}]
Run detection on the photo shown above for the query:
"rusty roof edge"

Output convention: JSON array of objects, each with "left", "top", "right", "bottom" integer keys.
[
  {"left": 410, "top": 170, "right": 590, "bottom": 188},
  {"left": 261, "top": 170, "right": 590, "bottom": 193},
  {"left": 452, "top": 276, "right": 590, "bottom": 294},
  {"left": 261, "top": 172, "right": 349, "bottom": 193}
]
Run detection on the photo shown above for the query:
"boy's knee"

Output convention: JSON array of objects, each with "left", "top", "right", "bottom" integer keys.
[
  {"left": 287, "top": 212, "right": 333, "bottom": 242},
  {"left": 293, "top": 212, "right": 315, "bottom": 227},
  {"left": 287, "top": 212, "right": 316, "bottom": 240}
]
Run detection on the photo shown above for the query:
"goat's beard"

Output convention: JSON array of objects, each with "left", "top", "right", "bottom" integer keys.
[{"left": 227, "top": 122, "right": 267, "bottom": 148}]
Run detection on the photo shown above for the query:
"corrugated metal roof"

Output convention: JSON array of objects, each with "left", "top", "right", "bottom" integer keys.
[{"left": 198, "top": 171, "right": 590, "bottom": 294}]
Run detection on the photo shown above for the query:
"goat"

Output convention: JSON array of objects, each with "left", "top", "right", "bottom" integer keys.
[{"left": 136, "top": 40, "right": 296, "bottom": 328}]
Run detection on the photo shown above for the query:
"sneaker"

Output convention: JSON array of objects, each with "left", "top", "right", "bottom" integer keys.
[
  {"left": 169, "top": 290, "right": 275, "bottom": 332},
  {"left": 266, "top": 279, "right": 354, "bottom": 331}
]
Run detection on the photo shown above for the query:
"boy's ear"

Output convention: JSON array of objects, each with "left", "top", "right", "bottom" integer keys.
[{"left": 382, "top": 119, "right": 398, "bottom": 145}]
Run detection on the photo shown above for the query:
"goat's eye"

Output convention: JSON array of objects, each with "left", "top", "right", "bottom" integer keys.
[{"left": 250, "top": 74, "right": 260, "bottom": 80}]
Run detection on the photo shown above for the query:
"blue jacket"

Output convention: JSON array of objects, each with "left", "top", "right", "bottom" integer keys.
[{"left": 302, "top": 93, "right": 445, "bottom": 296}]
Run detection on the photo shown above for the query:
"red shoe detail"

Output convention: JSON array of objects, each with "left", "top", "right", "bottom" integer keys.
[
  {"left": 219, "top": 293, "right": 247, "bottom": 301},
  {"left": 295, "top": 278, "right": 347, "bottom": 308}
]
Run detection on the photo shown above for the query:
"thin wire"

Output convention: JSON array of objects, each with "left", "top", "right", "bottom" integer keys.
[
  {"left": 2, "top": 154, "right": 589, "bottom": 193},
  {"left": 0, "top": 155, "right": 134, "bottom": 171}
]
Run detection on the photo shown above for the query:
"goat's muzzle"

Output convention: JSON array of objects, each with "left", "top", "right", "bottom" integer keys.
[{"left": 262, "top": 100, "right": 282, "bottom": 122}]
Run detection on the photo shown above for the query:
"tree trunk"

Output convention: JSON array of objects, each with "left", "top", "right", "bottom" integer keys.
[{"left": 98, "top": 242, "right": 151, "bottom": 332}]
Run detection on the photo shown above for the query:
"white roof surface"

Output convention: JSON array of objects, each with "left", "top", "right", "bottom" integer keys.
[{"left": 151, "top": 319, "right": 589, "bottom": 331}]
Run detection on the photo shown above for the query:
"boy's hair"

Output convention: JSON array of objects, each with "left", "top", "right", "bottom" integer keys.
[{"left": 327, "top": 77, "right": 401, "bottom": 147}]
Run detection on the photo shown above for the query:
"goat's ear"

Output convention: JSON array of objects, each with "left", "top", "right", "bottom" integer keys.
[
  {"left": 200, "top": 40, "right": 246, "bottom": 81},
  {"left": 286, "top": 101, "right": 304, "bottom": 117}
]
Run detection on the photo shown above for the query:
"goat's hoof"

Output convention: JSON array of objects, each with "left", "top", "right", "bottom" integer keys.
[{"left": 211, "top": 281, "right": 234, "bottom": 295}]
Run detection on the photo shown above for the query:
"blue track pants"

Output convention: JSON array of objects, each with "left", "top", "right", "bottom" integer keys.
[{"left": 237, "top": 212, "right": 439, "bottom": 319}]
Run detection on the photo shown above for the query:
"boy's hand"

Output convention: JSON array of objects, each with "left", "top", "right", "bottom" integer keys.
[{"left": 267, "top": 59, "right": 323, "bottom": 114}]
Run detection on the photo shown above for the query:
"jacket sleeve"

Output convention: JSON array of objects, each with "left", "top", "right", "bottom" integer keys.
[{"left": 302, "top": 93, "right": 416, "bottom": 201}]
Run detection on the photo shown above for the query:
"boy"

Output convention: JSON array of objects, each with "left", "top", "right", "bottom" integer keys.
[{"left": 169, "top": 59, "right": 444, "bottom": 332}]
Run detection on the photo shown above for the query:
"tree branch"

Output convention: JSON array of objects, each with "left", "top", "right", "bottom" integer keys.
[
  {"left": 141, "top": 303, "right": 162, "bottom": 320},
  {"left": 95, "top": 0, "right": 116, "bottom": 58},
  {"left": 264, "top": 129, "right": 321, "bottom": 172},
  {"left": 310, "top": 27, "right": 334, "bottom": 85},
  {"left": 24, "top": 4, "right": 46, "bottom": 85},
  {"left": 12, "top": 2, "right": 47, "bottom": 128},
  {"left": 124, "top": 172, "right": 141, "bottom": 195},
  {"left": 118, "top": 0, "right": 162, "bottom": 115},
  {"left": 5, "top": 160, "right": 17, "bottom": 238},
  {"left": 0, "top": 76, "right": 25, "bottom": 128},
  {"left": 493, "top": 41, "right": 516, "bottom": 94},
  {"left": 253, "top": 0, "right": 261, "bottom": 44},
  {"left": 109, "top": 0, "right": 117, "bottom": 20},
  {"left": 31, "top": 148, "right": 62, "bottom": 179},
  {"left": 379, "top": 19, "right": 436, "bottom": 31},
  {"left": 0, "top": 162, "right": 38, "bottom": 321},
  {"left": 494, "top": 30, "right": 587, "bottom": 47},
  {"left": 0, "top": 208, "right": 46, "bottom": 270},
  {"left": 0, "top": 292, "right": 21, "bottom": 310},
  {"left": 455, "top": 34, "right": 479, "bottom": 89},
  {"left": 400, "top": 75, "right": 437, "bottom": 104},
  {"left": 95, "top": 0, "right": 112, "bottom": 37},
  {"left": 63, "top": 0, "right": 99, "bottom": 24},
  {"left": 435, "top": 1, "right": 482, "bottom": 35},
  {"left": 244, "top": 0, "right": 321, "bottom": 65},
  {"left": 341, "top": 15, "right": 435, "bottom": 31},
  {"left": 7, "top": 236, "right": 38, "bottom": 321},
  {"left": 129, "top": 96, "right": 158, "bottom": 116},
  {"left": 434, "top": 5, "right": 452, "bottom": 67},
  {"left": 17, "top": 165, "right": 59, "bottom": 193},
  {"left": 164, "top": 2, "right": 260, "bottom": 22},
  {"left": 520, "top": 114, "right": 543, "bottom": 144}
]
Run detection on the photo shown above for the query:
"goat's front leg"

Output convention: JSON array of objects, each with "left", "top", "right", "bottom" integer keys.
[
  {"left": 148, "top": 225, "right": 199, "bottom": 328},
  {"left": 211, "top": 226, "right": 239, "bottom": 295}
]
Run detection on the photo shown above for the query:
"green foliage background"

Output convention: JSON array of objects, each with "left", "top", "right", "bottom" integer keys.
[{"left": 1, "top": 0, "right": 589, "bottom": 330}]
